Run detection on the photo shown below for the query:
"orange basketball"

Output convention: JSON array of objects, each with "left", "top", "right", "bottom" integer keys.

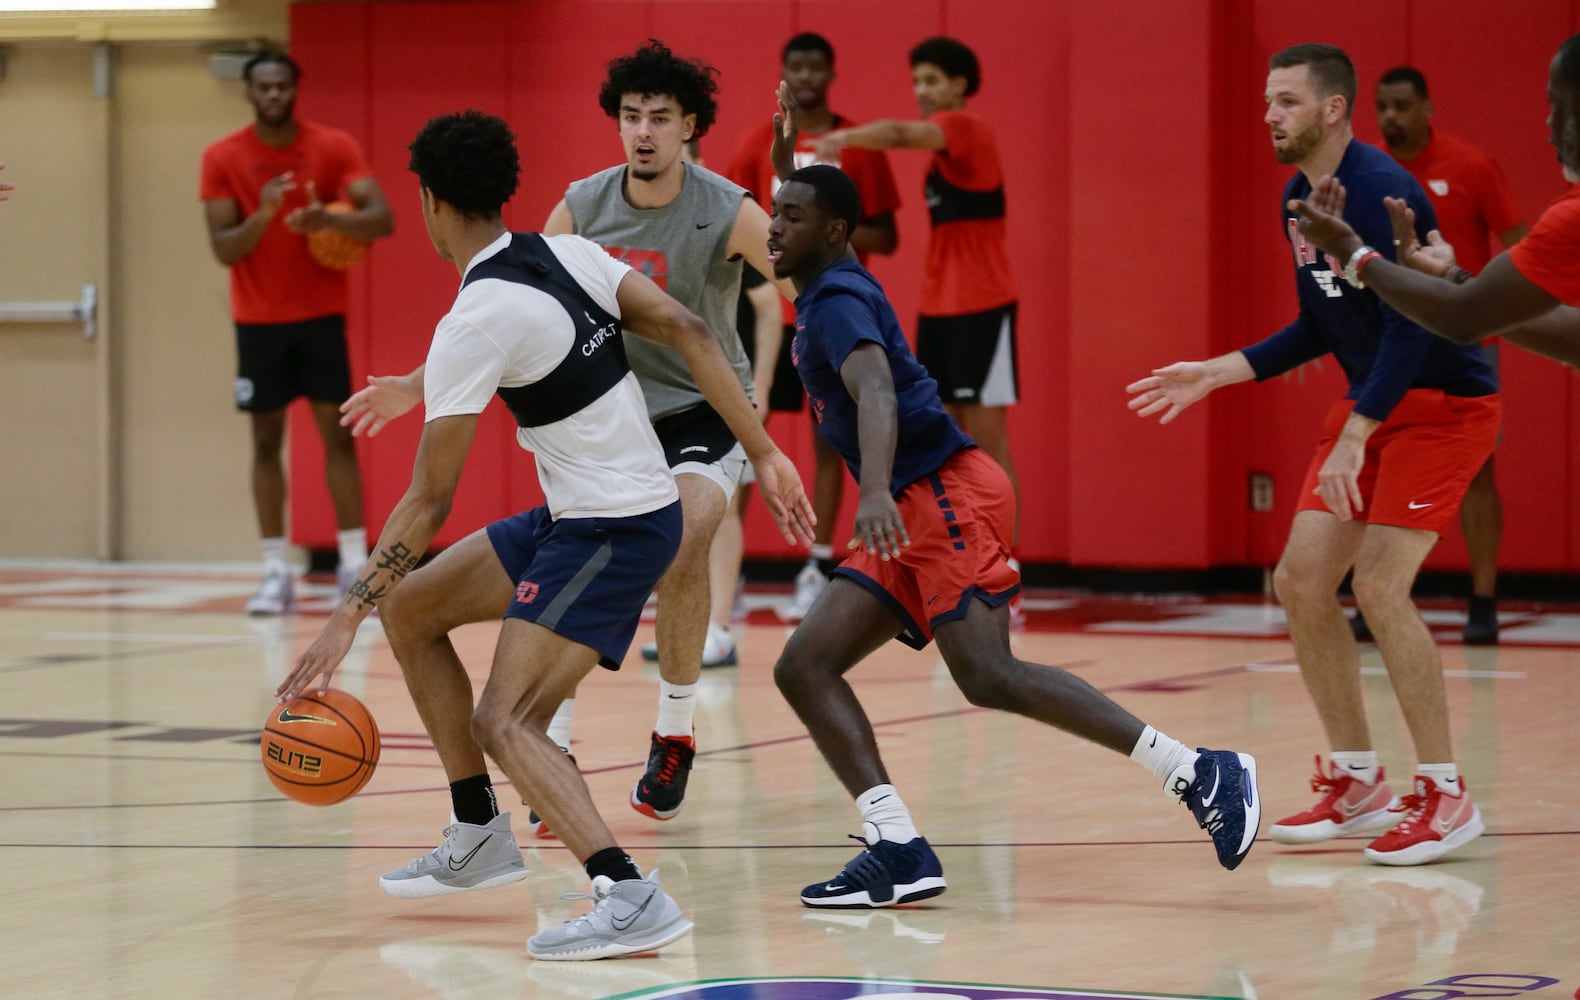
[
  {"left": 261, "top": 687, "right": 380, "bottom": 806},
  {"left": 306, "top": 201, "right": 371, "bottom": 270}
]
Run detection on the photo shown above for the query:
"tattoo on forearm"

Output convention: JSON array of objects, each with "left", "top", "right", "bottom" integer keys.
[{"left": 341, "top": 543, "right": 420, "bottom": 611}]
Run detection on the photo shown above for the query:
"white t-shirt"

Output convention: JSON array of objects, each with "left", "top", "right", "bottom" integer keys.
[{"left": 423, "top": 232, "right": 679, "bottom": 519}]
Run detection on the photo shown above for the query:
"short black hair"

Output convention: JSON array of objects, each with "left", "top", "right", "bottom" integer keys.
[
  {"left": 1558, "top": 32, "right": 1580, "bottom": 93},
  {"left": 1378, "top": 66, "right": 1428, "bottom": 99},
  {"left": 243, "top": 51, "right": 300, "bottom": 85},
  {"left": 787, "top": 164, "right": 861, "bottom": 239},
  {"left": 1269, "top": 43, "right": 1357, "bottom": 119},
  {"left": 407, "top": 110, "right": 521, "bottom": 219},
  {"left": 598, "top": 39, "right": 720, "bottom": 138},
  {"left": 909, "top": 37, "right": 980, "bottom": 97},
  {"left": 783, "top": 32, "right": 835, "bottom": 66}
]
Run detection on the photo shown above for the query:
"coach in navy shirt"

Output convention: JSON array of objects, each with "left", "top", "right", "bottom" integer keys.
[{"left": 1128, "top": 43, "right": 1496, "bottom": 867}]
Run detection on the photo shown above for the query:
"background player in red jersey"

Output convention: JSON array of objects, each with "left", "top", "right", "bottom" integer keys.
[
  {"left": 1359, "top": 66, "right": 1528, "bottom": 645},
  {"left": 808, "top": 37, "right": 1023, "bottom": 585},
  {"left": 725, "top": 32, "right": 902, "bottom": 621}
]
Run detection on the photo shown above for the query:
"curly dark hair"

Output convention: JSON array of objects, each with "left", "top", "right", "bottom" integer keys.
[
  {"left": 598, "top": 39, "right": 720, "bottom": 138},
  {"left": 407, "top": 110, "right": 521, "bottom": 219},
  {"left": 243, "top": 50, "right": 300, "bottom": 85},
  {"left": 909, "top": 37, "right": 980, "bottom": 97}
]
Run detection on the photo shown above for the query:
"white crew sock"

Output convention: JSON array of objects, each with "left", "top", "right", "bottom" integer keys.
[
  {"left": 260, "top": 537, "right": 289, "bottom": 576},
  {"left": 1330, "top": 750, "right": 1381, "bottom": 786},
  {"left": 857, "top": 783, "right": 920, "bottom": 844},
  {"left": 1131, "top": 725, "right": 1198, "bottom": 793},
  {"left": 547, "top": 699, "right": 575, "bottom": 753},
  {"left": 809, "top": 543, "right": 834, "bottom": 563},
  {"left": 1417, "top": 761, "right": 1462, "bottom": 796},
  {"left": 655, "top": 681, "right": 697, "bottom": 739},
  {"left": 337, "top": 528, "right": 368, "bottom": 571}
]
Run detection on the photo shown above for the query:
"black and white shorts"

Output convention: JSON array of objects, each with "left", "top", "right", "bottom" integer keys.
[
  {"left": 234, "top": 314, "right": 351, "bottom": 412},
  {"left": 652, "top": 403, "right": 748, "bottom": 499},
  {"left": 916, "top": 303, "right": 1019, "bottom": 407}
]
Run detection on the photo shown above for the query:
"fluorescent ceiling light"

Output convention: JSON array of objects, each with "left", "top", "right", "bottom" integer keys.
[{"left": 0, "top": 0, "right": 218, "bottom": 9}]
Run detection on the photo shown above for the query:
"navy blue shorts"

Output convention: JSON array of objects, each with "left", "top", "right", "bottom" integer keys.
[{"left": 486, "top": 501, "right": 682, "bottom": 670}]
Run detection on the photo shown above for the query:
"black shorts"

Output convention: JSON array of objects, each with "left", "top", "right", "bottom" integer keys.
[
  {"left": 769, "top": 323, "right": 807, "bottom": 412},
  {"left": 487, "top": 501, "right": 682, "bottom": 670},
  {"left": 916, "top": 303, "right": 1019, "bottom": 407},
  {"left": 234, "top": 314, "right": 351, "bottom": 412}
]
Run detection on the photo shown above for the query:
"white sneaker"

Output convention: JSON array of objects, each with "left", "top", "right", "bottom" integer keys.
[
  {"left": 527, "top": 870, "right": 692, "bottom": 961},
  {"left": 245, "top": 569, "right": 295, "bottom": 616},
  {"left": 780, "top": 561, "right": 826, "bottom": 622},
  {"left": 701, "top": 622, "right": 737, "bottom": 668}
]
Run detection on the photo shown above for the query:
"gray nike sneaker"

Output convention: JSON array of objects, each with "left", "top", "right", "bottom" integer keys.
[
  {"left": 527, "top": 870, "right": 693, "bottom": 961},
  {"left": 379, "top": 812, "right": 528, "bottom": 899}
]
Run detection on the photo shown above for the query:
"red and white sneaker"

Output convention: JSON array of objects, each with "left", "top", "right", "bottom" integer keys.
[
  {"left": 1363, "top": 776, "right": 1484, "bottom": 866},
  {"left": 1269, "top": 755, "right": 1399, "bottom": 844}
]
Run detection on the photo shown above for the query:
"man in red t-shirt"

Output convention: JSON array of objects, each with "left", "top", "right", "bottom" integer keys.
[
  {"left": 813, "top": 37, "right": 1023, "bottom": 573},
  {"left": 1290, "top": 34, "right": 1580, "bottom": 407},
  {"left": 1369, "top": 66, "right": 1529, "bottom": 645},
  {"left": 200, "top": 52, "right": 393, "bottom": 615},
  {"left": 725, "top": 32, "right": 903, "bottom": 621}
]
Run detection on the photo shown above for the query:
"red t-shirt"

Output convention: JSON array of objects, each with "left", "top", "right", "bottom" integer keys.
[
  {"left": 725, "top": 115, "right": 902, "bottom": 323},
  {"left": 1508, "top": 183, "right": 1580, "bottom": 307},
  {"left": 1398, "top": 130, "right": 1524, "bottom": 275},
  {"left": 923, "top": 110, "right": 1016, "bottom": 317},
  {"left": 199, "top": 120, "right": 373, "bottom": 324}
]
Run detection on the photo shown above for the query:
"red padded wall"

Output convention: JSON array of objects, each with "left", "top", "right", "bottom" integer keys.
[{"left": 287, "top": 0, "right": 1580, "bottom": 576}]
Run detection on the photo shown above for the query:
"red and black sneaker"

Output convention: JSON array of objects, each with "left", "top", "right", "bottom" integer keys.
[{"left": 631, "top": 732, "right": 695, "bottom": 820}]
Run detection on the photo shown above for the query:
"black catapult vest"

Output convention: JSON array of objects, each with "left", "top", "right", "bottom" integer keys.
[
  {"left": 924, "top": 167, "right": 1006, "bottom": 226},
  {"left": 461, "top": 233, "right": 629, "bottom": 428}
]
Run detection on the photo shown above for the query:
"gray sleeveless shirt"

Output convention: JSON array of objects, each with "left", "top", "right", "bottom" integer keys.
[{"left": 564, "top": 162, "right": 753, "bottom": 421}]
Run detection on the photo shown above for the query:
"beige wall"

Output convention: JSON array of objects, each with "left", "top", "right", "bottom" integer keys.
[{"left": 0, "top": 1, "right": 290, "bottom": 561}]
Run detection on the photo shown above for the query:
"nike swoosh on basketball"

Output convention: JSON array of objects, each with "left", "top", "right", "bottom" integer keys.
[
  {"left": 447, "top": 835, "right": 491, "bottom": 871},
  {"left": 609, "top": 891, "right": 655, "bottom": 931},
  {"left": 276, "top": 707, "right": 333, "bottom": 725},
  {"left": 1408, "top": 500, "right": 1433, "bottom": 510},
  {"left": 1199, "top": 767, "right": 1221, "bottom": 807}
]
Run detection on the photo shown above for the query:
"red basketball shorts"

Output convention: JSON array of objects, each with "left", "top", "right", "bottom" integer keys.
[
  {"left": 1296, "top": 389, "right": 1500, "bottom": 533},
  {"left": 835, "top": 446, "right": 1020, "bottom": 649}
]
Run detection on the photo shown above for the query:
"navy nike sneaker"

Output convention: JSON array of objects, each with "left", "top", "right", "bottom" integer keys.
[
  {"left": 1169, "top": 748, "right": 1261, "bottom": 871},
  {"left": 801, "top": 823, "right": 947, "bottom": 908}
]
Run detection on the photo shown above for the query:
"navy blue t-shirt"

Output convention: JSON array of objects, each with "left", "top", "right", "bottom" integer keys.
[
  {"left": 792, "top": 257, "right": 973, "bottom": 495},
  {"left": 1241, "top": 139, "right": 1496, "bottom": 421}
]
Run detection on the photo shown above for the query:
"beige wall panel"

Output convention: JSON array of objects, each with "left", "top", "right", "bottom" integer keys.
[
  {"left": 116, "top": 45, "right": 259, "bottom": 561},
  {"left": 0, "top": 46, "right": 107, "bottom": 558}
]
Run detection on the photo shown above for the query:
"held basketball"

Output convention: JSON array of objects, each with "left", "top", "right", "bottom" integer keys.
[
  {"left": 261, "top": 687, "right": 380, "bottom": 806},
  {"left": 306, "top": 200, "right": 371, "bottom": 270}
]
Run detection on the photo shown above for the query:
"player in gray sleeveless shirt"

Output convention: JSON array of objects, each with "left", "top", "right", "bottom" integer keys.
[{"left": 540, "top": 40, "right": 802, "bottom": 830}]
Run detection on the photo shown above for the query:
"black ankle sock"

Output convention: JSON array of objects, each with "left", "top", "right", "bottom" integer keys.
[
  {"left": 449, "top": 774, "right": 498, "bottom": 826},
  {"left": 584, "top": 846, "right": 642, "bottom": 883},
  {"left": 1469, "top": 594, "right": 1496, "bottom": 620}
]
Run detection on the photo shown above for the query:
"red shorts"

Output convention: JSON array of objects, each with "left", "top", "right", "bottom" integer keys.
[
  {"left": 836, "top": 447, "right": 1020, "bottom": 649},
  {"left": 1296, "top": 389, "right": 1500, "bottom": 533}
]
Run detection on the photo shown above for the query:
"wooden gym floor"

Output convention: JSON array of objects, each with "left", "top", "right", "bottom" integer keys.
[{"left": 2, "top": 562, "right": 1577, "bottom": 999}]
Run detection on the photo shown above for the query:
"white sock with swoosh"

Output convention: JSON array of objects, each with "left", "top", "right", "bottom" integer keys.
[
  {"left": 857, "top": 784, "right": 920, "bottom": 844},
  {"left": 1330, "top": 750, "right": 1380, "bottom": 785},
  {"left": 1417, "top": 762, "right": 1462, "bottom": 796},
  {"left": 1131, "top": 725, "right": 1197, "bottom": 792},
  {"left": 656, "top": 682, "right": 697, "bottom": 738}
]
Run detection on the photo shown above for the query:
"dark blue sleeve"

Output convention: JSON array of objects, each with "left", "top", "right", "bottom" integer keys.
[
  {"left": 1242, "top": 311, "right": 1327, "bottom": 380},
  {"left": 1350, "top": 172, "right": 1440, "bottom": 422},
  {"left": 809, "top": 290, "right": 886, "bottom": 373}
]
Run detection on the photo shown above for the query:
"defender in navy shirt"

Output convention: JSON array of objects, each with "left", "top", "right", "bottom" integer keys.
[
  {"left": 769, "top": 164, "right": 1261, "bottom": 912},
  {"left": 791, "top": 256, "right": 970, "bottom": 495},
  {"left": 1128, "top": 44, "right": 1494, "bottom": 867}
]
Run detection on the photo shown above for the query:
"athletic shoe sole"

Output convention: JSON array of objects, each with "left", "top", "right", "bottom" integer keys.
[
  {"left": 800, "top": 877, "right": 947, "bottom": 909},
  {"left": 379, "top": 866, "right": 529, "bottom": 900},
  {"left": 1269, "top": 802, "right": 1401, "bottom": 845},
  {"left": 1363, "top": 807, "right": 1485, "bottom": 866},
  {"left": 527, "top": 916, "right": 694, "bottom": 961},
  {"left": 630, "top": 787, "right": 682, "bottom": 821}
]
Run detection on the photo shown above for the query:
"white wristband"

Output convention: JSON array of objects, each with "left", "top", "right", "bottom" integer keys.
[{"left": 1342, "top": 245, "right": 1377, "bottom": 289}]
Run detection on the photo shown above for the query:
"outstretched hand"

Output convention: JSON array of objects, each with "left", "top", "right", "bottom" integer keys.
[
  {"left": 341, "top": 373, "right": 421, "bottom": 437},
  {"left": 1126, "top": 362, "right": 1214, "bottom": 425},
  {"left": 1384, "top": 196, "right": 1457, "bottom": 278},
  {"left": 771, "top": 81, "right": 799, "bottom": 182},
  {"left": 752, "top": 448, "right": 817, "bottom": 547},
  {"left": 1289, "top": 174, "right": 1363, "bottom": 260}
]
